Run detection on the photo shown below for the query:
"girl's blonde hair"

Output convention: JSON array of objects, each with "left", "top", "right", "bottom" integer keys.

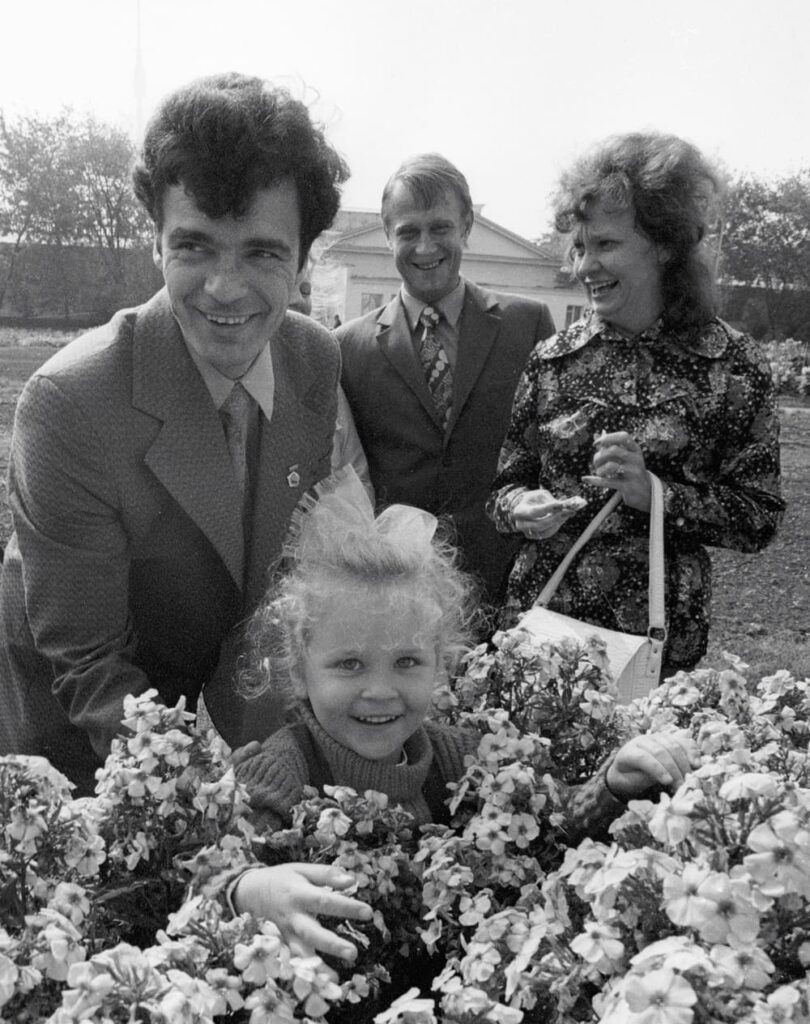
[{"left": 239, "top": 469, "right": 479, "bottom": 704}]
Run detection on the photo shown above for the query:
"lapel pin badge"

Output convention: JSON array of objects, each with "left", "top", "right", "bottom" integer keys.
[{"left": 286, "top": 464, "right": 301, "bottom": 488}]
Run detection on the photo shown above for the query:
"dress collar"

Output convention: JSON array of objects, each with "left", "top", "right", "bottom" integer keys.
[{"left": 537, "top": 308, "right": 730, "bottom": 361}]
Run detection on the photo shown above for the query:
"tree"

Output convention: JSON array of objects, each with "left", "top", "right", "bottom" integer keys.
[
  {"left": 0, "top": 110, "right": 82, "bottom": 308},
  {"left": 70, "top": 115, "right": 152, "bottom": 282},
  {"left": 721, "top": 171, "right": 810, "bottom": 339},
  {"left": 0, "top": 109, "right": 152, "bottom": 313}
]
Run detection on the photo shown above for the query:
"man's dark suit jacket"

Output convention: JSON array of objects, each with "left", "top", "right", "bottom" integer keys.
[
  {"left": 337, "top": 281, "right": 554, "bottom": 603},
  {"left": 0, "top": 289, "right": 339, "bottom": 792}
]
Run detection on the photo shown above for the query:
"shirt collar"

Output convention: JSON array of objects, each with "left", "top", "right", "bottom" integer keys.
[
  {"left": 184, "top": 339, "right": 275, "bottom": 421},
  {"left": 400, "top": 276, "right": 466, "bottom": 331},
  {"left": 537, "top": 307, "right": 729, "bottom": 360}
]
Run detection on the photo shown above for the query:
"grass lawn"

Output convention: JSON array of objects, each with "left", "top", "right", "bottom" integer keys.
[{"left": 0, "top": 333, "right": 807, "bottom": 678}]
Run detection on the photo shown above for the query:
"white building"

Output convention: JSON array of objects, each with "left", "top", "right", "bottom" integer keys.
[{"left": 312, "top": 208, "right": 586, "bottom": 332}]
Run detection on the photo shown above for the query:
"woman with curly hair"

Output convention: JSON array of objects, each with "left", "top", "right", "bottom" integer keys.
[{"left": 487, "top": 132, "right": 785, "bottom": 673}]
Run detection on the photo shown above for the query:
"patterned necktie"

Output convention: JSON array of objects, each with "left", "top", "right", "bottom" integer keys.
[
  {"left": 219, "top": 381, "right": 253, "bottom": 500},
  {"left": 418, "top": 305, "right": 453, "bottom": 427}
]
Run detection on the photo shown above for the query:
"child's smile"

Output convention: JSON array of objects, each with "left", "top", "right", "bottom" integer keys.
[{"left": 301, "top": 592, "right": 440, "bottom": 763}]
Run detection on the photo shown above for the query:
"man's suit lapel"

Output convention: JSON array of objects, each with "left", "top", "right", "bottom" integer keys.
[
  {"left": 241, "top": 345, "right": 302, "bottom": 610},
  {"left": 448, "top": 282, "right": 501, "bottom": 433},
  {"left": 132, "top": 289, "right": 245, "bottom": 588},
  {"left": 375, "top": 297, "right": 443, "bottom": 427}
]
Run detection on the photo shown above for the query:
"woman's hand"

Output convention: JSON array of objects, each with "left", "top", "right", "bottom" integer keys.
[
  {"left": 581, "top": 431, "right": 651, "bottom": 512},
  {"left": 232, "top": 863, "right": 373, "bottom": 962},
  {"left": 510, "top": 489, "right": 582, "bottom": 541},
  {"left": 606, "top": 729, "right": 699, "bottom": 799}
]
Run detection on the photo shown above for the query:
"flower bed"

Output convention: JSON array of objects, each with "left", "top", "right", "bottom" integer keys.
[
  {"left": 3, "top": 633, "right": 810, "bottom": 1023},
  {"left": 761, "top": 338, "right": 810, "bottom": 398}
]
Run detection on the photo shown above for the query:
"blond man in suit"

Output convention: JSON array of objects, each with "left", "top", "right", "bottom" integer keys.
[
  {"left": 0, "top": 73, "right": 366, "bottom": 793},
  {"left": 337, "top": 155, "right": 555, "bottom": 608}
]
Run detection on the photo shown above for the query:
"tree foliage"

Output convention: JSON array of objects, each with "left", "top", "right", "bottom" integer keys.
[
  {"left": 69, "top": 116, "right": 153, "bottom": 276},
  {"left": 0, "top": 108, "right": 152, "bottom": 310},
  {"left": 721, "top": 171, "right": 810, "bottom": 339}
]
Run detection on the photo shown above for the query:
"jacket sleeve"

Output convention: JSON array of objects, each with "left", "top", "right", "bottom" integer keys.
[
  {"left": 659, "top": 338, "right": 785, "bottom": 552},
  {"left": 330, "top": 384, "right": 373, "bottom": 502},
  {"left": 554, "top": 759, "right": 628, "bottom": 845},
  {"left": 535, "top": 304, "right": 556, "bottom": 344},
  {"left": 8, "top": 373, "right": 153, "bottom": 759}
]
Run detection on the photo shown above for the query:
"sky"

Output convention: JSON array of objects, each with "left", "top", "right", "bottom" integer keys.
[{"left": 2, "top": 0, "right": 809, "bottom": 239}]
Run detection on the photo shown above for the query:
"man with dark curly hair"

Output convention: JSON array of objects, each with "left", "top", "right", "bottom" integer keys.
[{"left": 0, "top": 73, "right": 366, "bottom": 792}]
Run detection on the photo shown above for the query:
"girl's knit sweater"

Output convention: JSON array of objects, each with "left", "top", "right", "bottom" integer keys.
[
  {"left": 234, "top": 703, "right": 481, "bottom": 832},
  {"left": 234, "top": 703, "right": 625, "bottom": 839}
]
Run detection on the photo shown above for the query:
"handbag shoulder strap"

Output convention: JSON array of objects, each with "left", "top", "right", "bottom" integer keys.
[
  {"left": 534, "top": 491, "right": 621, "bottom": 606},
  {"left": 533, "top": 473, "right": 665, "bottom": 636}
]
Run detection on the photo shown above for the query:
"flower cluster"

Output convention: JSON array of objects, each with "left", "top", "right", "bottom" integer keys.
[
  {"left": 6, "top": 639, "right": 810, "bottom": 1024},
  {"left": 0, "top": 689, "right": 344, "bottom": 1022},
  {"left": 439, "top": 626, "right": 628, "bottom": 783},
  {"left": 258, "top": 785, "right": 431, "bottom": 1022},
  {"left": 533, "top": 660, "right": 810, "bottom": 1024}
]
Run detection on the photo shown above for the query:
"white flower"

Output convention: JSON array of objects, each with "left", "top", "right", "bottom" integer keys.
[
  {"left": 375, "top": 988, "right": 437, "bottom": 1024},
  {"left": 663, "top": 862, "right": 714, "bottom": 928},
  {"left": 710, "top": 942, "right": 774, "bottom": 990},
  {"left": 290, "top": 954, "right": 342, "bottom": 1017},
  {"left": 0, "top": 953, "right": 19, "bottom": 1008},
  {"left": 624, "top": 966, "right": 698, "bottom": 1024},
  {"left": 30, "top": 914, "right": 86, "bottom": 982},
  {"left": 233, "top": 931, "right": 284, "bottom": 986},
  {"left": 647, "top": 788, "right": 701, "bottom": 845},
  {"left": 50, "top": 883, "right": 91, "bottom": 926},
  {"left": 718, "top": 772, "right": 779, "bottom": 801},
  {"left": 125, "top": 829, "right": 152, "bottom": 871},
  {"left": 60, "top": 962, "right": 116, "bottom": 1017},
  {"left": 570, "top": 921, "right": 624, "bottom": 967},
  {"left": 744, "top": 810, "right": 810, "bottom": 896},
  {"left": 695, "top": 873, "right": 761, "bottom": 945}
]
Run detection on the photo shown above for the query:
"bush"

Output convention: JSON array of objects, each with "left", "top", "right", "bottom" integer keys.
[{"left": 760, "top": 338, "right": 810, "bottom": 396}]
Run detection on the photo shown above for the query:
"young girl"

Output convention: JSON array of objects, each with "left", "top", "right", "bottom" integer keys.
[{"left": 230, "top": 467, "right": 696, "bottom": 963}]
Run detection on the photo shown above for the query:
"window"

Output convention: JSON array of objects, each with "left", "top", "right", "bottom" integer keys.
[
  {"left": 361, "top": 292, "right": 384, "bottom": 314},
  {"left": 565, "top": 304, "right": 584, "bottom": 328}
]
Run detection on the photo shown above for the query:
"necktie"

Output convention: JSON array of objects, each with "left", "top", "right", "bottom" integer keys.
[
  {"left": 219, "top": 382, "right": 253, "bottom": 500},
  {"left": 418, "top": 305, "right": 453, "bottom": 427}
]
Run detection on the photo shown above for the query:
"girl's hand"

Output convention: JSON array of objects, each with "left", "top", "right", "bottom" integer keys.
[
  {"left": 606, "top": 730, "right": 699, "bottom": 799},
  {"left": 229, "top": 740, "right": 262, "bottom": 767},
  {"left": 511, "top": 489, "right": 582, "bottom": 541},
  {"left": 581, "top": 431, "right": 651, "bottom": 512},
  {"left": 232, "top": 863, "right": 373, "bottom": 962}
]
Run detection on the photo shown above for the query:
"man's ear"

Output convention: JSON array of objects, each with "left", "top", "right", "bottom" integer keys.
[
  {"left": 656, "top": 243, "right": 672, "bottom": 265},
  {"left": 152, "top": 235, "right": 162, "bottom": 269}
]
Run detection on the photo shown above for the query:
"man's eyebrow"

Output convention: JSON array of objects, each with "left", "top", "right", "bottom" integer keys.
[
  {"left": 243, "top": 236, "right": 295, "bottom": 255},
  {"left": 166, "top": 227, "right": 209, "bottom": 245},
  {"left": 165, "top": 228, "right": 295, "bottom": 256}
]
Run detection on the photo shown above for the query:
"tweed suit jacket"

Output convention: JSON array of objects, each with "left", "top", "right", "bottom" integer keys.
[
  {"left": 337, "top": 280, "right": 555, "bottom": 603},
  {"left": 0, "top": 289, "right": 339, "bottom": 792}
]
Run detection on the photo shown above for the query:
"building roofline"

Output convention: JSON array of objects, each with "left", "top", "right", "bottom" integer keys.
[{"left": 323, "top": 208, "right": 557, "bottom": 264}]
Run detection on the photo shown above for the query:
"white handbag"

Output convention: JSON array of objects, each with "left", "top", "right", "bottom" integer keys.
[{"left": 517, "top": 472, "right": 666, "bottom": 704}]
